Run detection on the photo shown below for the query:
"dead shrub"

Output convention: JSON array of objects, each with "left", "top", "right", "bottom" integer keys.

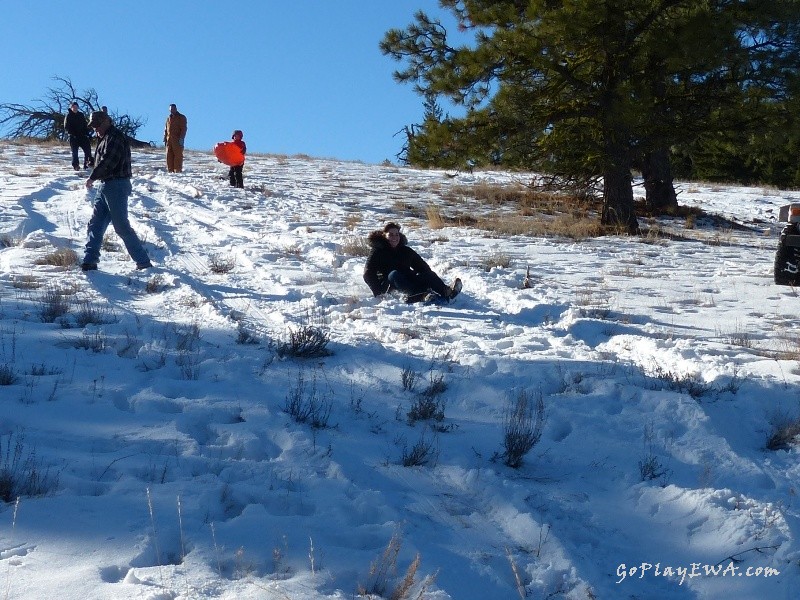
[
  {"left": 102, "top": 234, "right": 121, "bottom": 252},
  {"left": 407, "top": 395, "right": 445, "bottom": 425},
  {"left": 400, "top": 429, "right": 439, "bottom": 467},
  {"left": 340, "top": 236, "right": 370, "bottom": 257},
  {"left": 499, "top": 389, "right": 546, "bottom": 469},
  {"left": 1, "top": 233, "right": 23, "bottom": 248},
  {"left": 277, "top": 308, "right": 331, "bottom": 359},
  {"left": 75, "top": 300, "right": 118, "bottom": 327},
  {"left": 440, "top": 181, "right": 607, "bottom": 239},
  {"left": 482, "top": 252, "right": 511, "bottom": 271},
  {"left": 358, "top": 533, "right": 433, "bottom": 600},
  {"left": 426, "top": 205, "right": 445, "bottom": 229},
  {"left": 35, "top": 247, "right": 78, "bottom": 269},
  {"left": 406, "top": 372, "right": 449, "bottom": 430},
  {"left": 12, "top": 275, "right": 41, "bottom": 290},
  {"left": 277, "top": 325, "right": 331, "bottom": 359},
  {"left": 766, "top": 411, "right": 800, "bottom": 451},
  {"left": 38, "top": 286, "right": 72, "bottom": 322},
  {"left": 400, "top": 365, "right": 419, "bottom": 392},
  {"left": 0, "top": 364, "right": 18, "bottom": 386},
  {"left": 283, "top": 369, "right": 333, "bottom": 429},
  {"left": 0, "top": 430, "right": 59, "bottom": 502},
  {"left": 209, "top": 253, "right": 236, "bottom": 274},
  {"left": 145, "top": 274, "right": 166, "bottom": 294}
]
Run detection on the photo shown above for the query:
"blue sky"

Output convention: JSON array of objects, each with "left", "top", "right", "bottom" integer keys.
[{"left": 1, "top": 1, "right": 460, "bottom": 164}]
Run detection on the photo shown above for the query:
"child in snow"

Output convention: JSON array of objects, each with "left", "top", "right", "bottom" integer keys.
[
  {"left": 229, "top": 130, "right": 246, "bottom": 188},
  {"left": 363, "top": 222, "right": 461, "bottom": 303}
]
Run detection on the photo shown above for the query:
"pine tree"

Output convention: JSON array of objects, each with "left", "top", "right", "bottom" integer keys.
[{"left": 382, "top": 0, "right": 800, "bottom": 230}]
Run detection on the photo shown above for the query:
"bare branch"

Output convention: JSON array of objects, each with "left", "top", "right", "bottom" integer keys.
[{"left": 0, "top": 76, "right": 145, "bottom": 142}]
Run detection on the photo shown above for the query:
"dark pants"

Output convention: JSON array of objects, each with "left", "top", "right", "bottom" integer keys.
[
  {"left": 388, "top": 270, "right": 449, "bottom": 297},
  {"left": 229, "top": 165, "right": 243, "bottom": 188},
  {"left": 69, "top": 135, "right": 93, "bottom": 169}
]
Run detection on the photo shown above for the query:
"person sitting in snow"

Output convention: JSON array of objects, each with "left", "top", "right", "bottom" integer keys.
[{"left": 363, "top": 222, "right": 461, "bottom": 303}]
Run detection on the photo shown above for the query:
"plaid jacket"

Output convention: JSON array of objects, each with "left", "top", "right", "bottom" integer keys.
[{"left": 89, "top": 126, "right": 132, "bottom": 182}]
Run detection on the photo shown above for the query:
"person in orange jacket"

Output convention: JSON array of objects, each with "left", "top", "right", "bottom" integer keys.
[
  {"left": 228, "top": 130, "right": 246, "bottom": 188},
  {"left": 163, "top": 103, "right": 187, "bottom": 173}
]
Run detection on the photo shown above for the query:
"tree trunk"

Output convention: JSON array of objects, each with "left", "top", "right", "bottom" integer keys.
[
  {"left": 601, "top": 156, "right": 639, "bottom": 234},
  {"left": 642, "top": 148, "right": 678, "bottom": 213}
]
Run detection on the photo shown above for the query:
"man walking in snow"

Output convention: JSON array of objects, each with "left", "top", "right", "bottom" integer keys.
[
  {"left": 64, "top": 102, "right": 94, "bottom": 171},
  {"left": 81, "top": 111, "right": 152, "bottom": 272},
  {"left": 164, "top": 103, "right": 187, "bottom": 173}
]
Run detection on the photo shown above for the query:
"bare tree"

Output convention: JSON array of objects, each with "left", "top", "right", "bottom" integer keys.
[{"left": 0, "top": 76, "right": 148, "bottom": 144}]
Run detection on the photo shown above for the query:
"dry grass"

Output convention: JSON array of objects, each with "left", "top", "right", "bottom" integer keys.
[
  {"left": 482, "top": 252, "right": 511, "bottom": 271},
  {"left": 344, "top": 212, "right": 363, "bottom": 230},
  {"left": 766, "top": 410, "right": 800, "bottom": 450},
  {"left": 340, "top": 236, "right": 370, "bottom": 257},
  {"left": 145, "top": 274, "right": 167, "bottom": 294},
  {"left": 358, "top": 532, "right": 431, "bottom": 600},
  {"left": 1, "top": 232, "right": 24, "bottom": 248},
  {"left": 434, "top": 181, "right": 735, "bottom": 241},
  {"left": 499, "top": 389, "right": 546, "bottom": 469},
  {"left": 37, "top": 286, "right": 72, "bottom": 323},
  {"left": 277, "top": 324, "right": 331, "bottom": 359},
  {"left": 2, "top": 137, "right": 66, "bottom": 149},
  {"left": 444, "top": 181, "right": 530, "bottom": 205},
  {"left": 102, "top": 234, "right": 122, "bottom": 253},
  {"left": 770, "top": 337, "right": 800, "bottom": 361},
  {"left": 34, "top": 247, "right": 78, "bottom": 268},
  {"left": 0, "top": 430, "right": 59, "bottom": 502},
  {"left": 12, "top": 274, "right": 42, "bottom": 290},
  {"left": 431, "top": 182, "right": 608, "bottom": 239},
  {"left": 209, "top": 253, "right": 236, "bottom": 274},
  {"left": 426, "top": 205, "right": 445, "bottom": 229},
  {"left": 391, "top": 200, "right": 428, "bottom": 220}
]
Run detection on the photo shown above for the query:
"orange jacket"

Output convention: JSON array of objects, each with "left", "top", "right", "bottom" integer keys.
[{"left": 164, "top": 112, "right": 187, "bottom": 145}]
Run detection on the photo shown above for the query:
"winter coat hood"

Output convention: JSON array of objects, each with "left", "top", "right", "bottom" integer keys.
[{"left": 367, "top": 229, "right": 408, "bottom": 250}]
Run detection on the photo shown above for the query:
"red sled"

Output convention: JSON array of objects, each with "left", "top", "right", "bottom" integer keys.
[{"left": 213, "top": 142, "right": 245, "bottom": 167}]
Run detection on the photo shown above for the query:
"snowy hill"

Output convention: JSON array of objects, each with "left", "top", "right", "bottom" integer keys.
[{"left": 0, "top": 141, "right": 798, "bottom": 599}]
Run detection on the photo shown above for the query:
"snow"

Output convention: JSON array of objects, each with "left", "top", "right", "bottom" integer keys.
[{"left": 1, "top": 140, "right": 799, "bottom": 599}]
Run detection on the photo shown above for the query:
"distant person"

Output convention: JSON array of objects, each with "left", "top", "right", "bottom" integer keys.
[
  {"left": 81, "top": 111, "right": 152, "bottom": 272},
  {"left": 64, "top": 102, "right": 93, "bottom": 171},
  {"left": 228, "top": 129, "right": 246, "bottom": 188},
  {"left": 163, "top": 103, "right": 187, "bottom": 172},
  {"left": 363, "top": 222, "right": 461, "bottom": 303}
]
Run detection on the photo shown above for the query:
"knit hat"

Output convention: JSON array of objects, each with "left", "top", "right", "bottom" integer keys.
[{"left": 87, "top": 111, "right": 110, "bottom": 128}]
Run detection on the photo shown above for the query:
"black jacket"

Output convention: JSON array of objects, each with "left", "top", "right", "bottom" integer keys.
[
  {"left": 363, "top": 230, "right": 437, "bottom": 296},
  {"left": 64, "top": 110, "right": 90, "bottom": 138}
]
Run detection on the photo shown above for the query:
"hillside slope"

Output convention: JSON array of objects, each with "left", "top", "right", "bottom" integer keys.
[{"left": 0, "top": 142, "right": 798, "bottom": 599}]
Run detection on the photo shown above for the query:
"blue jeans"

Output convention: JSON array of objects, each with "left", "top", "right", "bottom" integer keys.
[
  {"left": 83, "top": 178, "right": 150, "bottom": 266},
  {"left": 387, "top": 270, "right": 447, "bottom": 297}
]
